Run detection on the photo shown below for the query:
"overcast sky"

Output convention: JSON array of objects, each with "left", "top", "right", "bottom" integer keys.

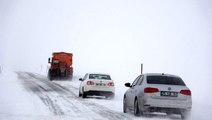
[{"left": 0, "top": 0, "right": 212, "bottom": 101}]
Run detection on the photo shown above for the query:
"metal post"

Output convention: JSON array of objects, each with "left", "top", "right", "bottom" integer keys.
[{"left": 141, "top": 63, "right": 143, "bottom": 74}]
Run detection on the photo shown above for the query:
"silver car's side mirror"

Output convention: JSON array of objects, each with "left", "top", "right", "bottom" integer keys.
[{"left": 125, "top": 83, "right": 131, "bottom": 87}]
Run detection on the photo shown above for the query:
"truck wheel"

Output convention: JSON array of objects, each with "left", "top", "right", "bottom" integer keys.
[
  {"left": 68, "top": 75, "right": 73, "bottom": 80},
  {"left": 49, "top": 75, "right": 53, "bottom": 81},
  {"left": 48, "top": 70, "right": 53, "bottom": 81}
]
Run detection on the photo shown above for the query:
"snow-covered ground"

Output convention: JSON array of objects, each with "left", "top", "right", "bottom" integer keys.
[
  {"left": 0, "top": 70, "right": 212, "bottom": 120},
  {"left": 0, "top": 70, "right": 51, "bottom": 120},
  {"left": 0, "top": 0, "right": 212, "bottom": 119}
]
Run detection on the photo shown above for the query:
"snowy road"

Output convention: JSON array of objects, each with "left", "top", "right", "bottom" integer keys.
[{"left": 16, "top": 72, "right": 133, "bottom": 120}]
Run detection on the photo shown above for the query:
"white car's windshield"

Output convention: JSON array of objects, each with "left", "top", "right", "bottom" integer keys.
[{"left": 89, "top": 74, "right": 111, "bottom": 80}]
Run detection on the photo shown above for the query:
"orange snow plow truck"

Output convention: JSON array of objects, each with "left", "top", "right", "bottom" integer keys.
[{"left": 48, "top": 52, "right": 73, "bottom": 80}]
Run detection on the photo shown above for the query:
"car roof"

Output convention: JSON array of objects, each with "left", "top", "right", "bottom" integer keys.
[
  {"left": 87, "top": 73, "right": 110, "bottom": 76},
  {"left": 143, "top": 73, "right": 181, "bottom": 78}
]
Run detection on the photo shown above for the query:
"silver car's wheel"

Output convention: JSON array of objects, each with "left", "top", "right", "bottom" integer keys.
[
  {"left": 123, "top": 97, "right": 127, "bottom": 113},
  {"left": 181, "top": 110, "right": 190, "bottom": 120},
  {"left": 134, "top": 99, "right": 141, "bottom": 116}
]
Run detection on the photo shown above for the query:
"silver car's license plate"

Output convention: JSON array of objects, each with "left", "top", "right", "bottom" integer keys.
[{"left": 161, "top": 91, "right": 178, "bottom": 97}]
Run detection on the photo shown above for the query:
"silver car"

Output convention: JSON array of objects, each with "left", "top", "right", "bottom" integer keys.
[{"left": 123, "top": 73, "right": 192, "bottom": 119}]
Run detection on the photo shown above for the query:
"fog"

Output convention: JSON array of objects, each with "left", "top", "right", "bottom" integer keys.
[{"left": 0, "top": 0, "right": 212, "bottom": 111}]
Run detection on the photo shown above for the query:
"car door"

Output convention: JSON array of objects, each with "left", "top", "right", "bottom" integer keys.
[
  {"left": 127, "top": 75, "right": 142, "bottom": 109},
  {"left": 135, "top": 75, "right": 145, "bottom": 104}
]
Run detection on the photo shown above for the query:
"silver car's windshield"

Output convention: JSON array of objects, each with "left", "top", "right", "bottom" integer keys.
[{"left": 147, "top": 76, "right": 186, "bottom": 86}]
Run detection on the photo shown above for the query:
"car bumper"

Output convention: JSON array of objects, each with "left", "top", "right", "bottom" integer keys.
[
  {"left": 143, "top": 97, "right": 192, "bottom": 110},
  {"left": 84, "top": 86, "right": 115, "bottom": 96},
  {"left": 85, "top": 90, "right": 114, "bottom": 96},
  {"left": 84, "top": 86, "right": 115, "bottom": 93}
]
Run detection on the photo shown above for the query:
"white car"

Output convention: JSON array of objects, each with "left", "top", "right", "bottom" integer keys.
[
  {"left": 79, "top": 73, "right": 115, "bottom": 99},
  {"left": 123, "top": 73, "right": 192, "bottom": 119}
]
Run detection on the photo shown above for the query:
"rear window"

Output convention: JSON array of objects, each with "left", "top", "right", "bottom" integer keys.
[
  {"left": 60, "top": 55, "right": 66, "bottom": 58},
  {"left": 89, "top": 74, "right": 111, "bottom": 80},
  {"left": 147, "top": 76, "right": 185, "bottom": 86}
]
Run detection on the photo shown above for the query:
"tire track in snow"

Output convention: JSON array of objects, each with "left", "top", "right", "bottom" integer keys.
[{"left": 16, "top": 72, "right": 65, "bottom": 115}]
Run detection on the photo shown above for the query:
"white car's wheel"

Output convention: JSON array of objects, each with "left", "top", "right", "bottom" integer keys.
[
  {"left": 105, "top": 93, "right": 115, "bottom": 99},
  {"left": 79, "top": 91, "right": 82, "bottom": 97},
  {"left": 110, "top": 93, "right": 115, "bottom": 99},
  {"left": 82, "top": 88, "right": 87, "bottom": 98}
]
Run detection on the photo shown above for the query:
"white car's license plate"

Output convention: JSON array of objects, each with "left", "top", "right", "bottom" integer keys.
[
  {"left": 96, "top": 83, "right": 106, "bottom": 86},
  {"left": 161, "top": 91, "right": 178, "bottom": 97}
]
